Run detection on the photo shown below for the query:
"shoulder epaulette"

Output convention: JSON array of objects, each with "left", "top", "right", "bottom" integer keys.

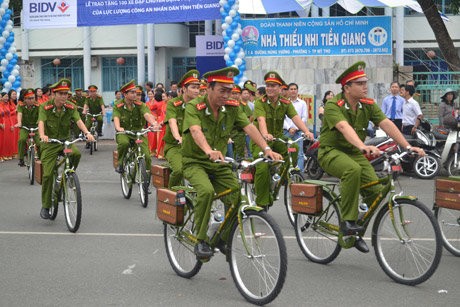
[
  {"left": 225, "top": 99, "right": 239, "bottom": 107},
  {"left": 196, "top": 103, "right": 206, "bottom": 110},
  {"left": 134, "top": 101, "right": 142, "bottom": 106},
  {"left": 360, "top": 98, "right": 375, "bottom": 105},
  {"left": 261, "top": 96, "right": 268, "bottom": 103},
  {"left": 280, "top": 98, "right": 291, "bottom": 104},
  {"left": 240, "top": 101, "right": 247, "bottom": 106},
  {"left": 116, "top": 102, "right": 124, "bottom": 108},
  {"left": 173, "top": 100, "right": 184, "bottom": 107},
  {"left": 44, "top": 104, "right": 54, "bottom": 110},
  {"left": 64, "top": 103, "right": 75, "bottom": 110},
  {"left": 337, "top": 100, "right": 345, "bottom": 107},
  {"left": 18, "top": 101, "right": 25, "bottom": 107}
]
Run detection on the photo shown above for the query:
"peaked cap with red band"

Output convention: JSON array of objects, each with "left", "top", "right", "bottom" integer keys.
[
  {"left": 24, "top": 88, "right": 35, "bottom": 98},
  {"left": 120, "top": 80, "right": 136, "bottom": 93},
  {"left": 264, "top": 71, "right": 284, "bottom": 85},
  {"left": 203, "top": 67, "right": 239, "bottom": 85},
  {"left": 178, "top": 69, "right": 200, "bottom": 87},
  {"left": 335, "top": 61, "right": 368, "bottom": 86},
  {"left": 53, "top": 79, "right": 71, "bottom": 92},
  {"left": 232, "top": 85, "right": 242, "bottom": 93}
]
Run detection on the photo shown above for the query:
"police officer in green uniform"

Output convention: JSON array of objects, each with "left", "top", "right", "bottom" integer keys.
[
  {"left": 16, "top": 89, "right": 40, "bottom": 166},
  {"left": 164, "top": 69, "right": 201, "bottom": 188},
  {"left": 38, "top": 79, "right": 95, "bottom": 219},
  {"left": 83, "top": 85, "right": 105, "bottom": 137},
  {"left": 181, "top": 67, "right": 282, "bottom": 258},
  {"left": 251, "top": 71, "right": 314, "bottom": 208},
  {"left": 318, "top": 62, "right": 425, "bottom": 252},
  {"left": 113, "top": 80, "right": 157, "bottom": 174},
  {"left": 71, "top": 88, "right": 86, "bottom": 137}
]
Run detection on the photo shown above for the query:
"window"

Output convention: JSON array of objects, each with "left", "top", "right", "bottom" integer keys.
[
  {"left": 102, "top": 57, "right": 138, "bottom": 92},
  {"left": 41, "top": 58, "right": 84, "bottom": 89},
  {"left": 172, "top": 57, "right": 196, "bottom": 82},
  {"left": 187, "top": 21, "right": 205, "bottom": 48}
]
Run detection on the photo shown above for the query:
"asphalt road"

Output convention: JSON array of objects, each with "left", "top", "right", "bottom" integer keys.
[{"left": 0, "top": 140, "right": 459, "bottom": 306}]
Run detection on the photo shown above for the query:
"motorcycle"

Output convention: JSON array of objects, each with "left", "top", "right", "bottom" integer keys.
[
  {"left": 303, "top": 138, "right": 324, "bottom": 180},
  {"left": 440, "top": 117, "right": 460, "bottom": 176}
]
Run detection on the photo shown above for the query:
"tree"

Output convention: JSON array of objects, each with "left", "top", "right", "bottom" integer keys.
[{"left": 417, "top": 0, "right": 460, "bottom": 71}]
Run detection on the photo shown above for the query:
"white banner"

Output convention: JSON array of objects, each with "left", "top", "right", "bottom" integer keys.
[
  {"left": 23, "top": 0, "right": 77, "bottom": 29},
  {"left": 196, "top": 35, "right": 224, "bottom": 57}
]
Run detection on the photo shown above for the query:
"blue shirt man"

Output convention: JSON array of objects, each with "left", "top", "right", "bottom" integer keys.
[{"left": 381, "top": 81, "right": 404, "bottom": 131}]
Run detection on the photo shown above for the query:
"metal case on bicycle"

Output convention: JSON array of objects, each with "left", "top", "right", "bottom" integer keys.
[
  {"left": 290, "top": 183, "right": 322, "bottom": 215},
  {"left": 157, "top": 188, "right": 184, "bottom": 225},
  {"left": 112, "top": 150, "right": 119, "bottom": 168},
  {"left": 435, "top": 177, "right": 460, "bottom": 210},
  {"left": 35, "top": 160, "right": 43, "bottom": 185},
  {"left": 151, "top": 165, "right": 171, "bottom": 188}
]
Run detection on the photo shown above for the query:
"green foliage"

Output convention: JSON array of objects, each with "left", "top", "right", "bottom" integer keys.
[{"left": 452, "top": 0, "right": 460, "bottom": 14}]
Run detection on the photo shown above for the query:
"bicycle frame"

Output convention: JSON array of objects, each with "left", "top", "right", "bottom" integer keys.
[
  {"left": 308, "top": 151, "right": 416, "bottom": 249},
  {"left": 22, "top": 126, "right": 39, "bottom": 164},
  {"left": 49, "top": 138, "right": 83, "bottom": 188},
  {"left": 117, "top": 129, "right": 150, "bottom": 183},
  {"left": 87, "top": 113, "right": 102, "bottom": 134}
]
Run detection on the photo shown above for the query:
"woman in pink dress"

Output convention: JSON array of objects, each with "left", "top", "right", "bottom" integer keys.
[
  {"left": 0, "top": 98, "right": 6, "bottom": 162},
  {"left": 8, "top": 90, "right": 19, "bottom": 157},
  {"left": 145, "top": 90, "right": 158, "bottom": 155},
  {"left": 156, "top": 92, "right": 168, "bottom": 159},
  {"left": 1, "top": 92, "right": 13, "bottom": 160}
]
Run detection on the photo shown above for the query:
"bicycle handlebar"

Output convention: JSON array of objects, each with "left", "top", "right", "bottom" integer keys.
[
  {"left": 21, "top": 126, "right": 39, "bottom": 132},
  {"left": 48, "top": 138, "right": 84, "bottom": 146},
  {"left": 116, "top": 127, "right": 153, "bottom": 136},
  {"left": 86, "top": 113, "right": 102, "bottom": 117},
  {"left": 215, "top": 156, "right": 285, "bottom": 169},
  {"left": 273, "top": 134, "right": 309, "bottom": 145}
]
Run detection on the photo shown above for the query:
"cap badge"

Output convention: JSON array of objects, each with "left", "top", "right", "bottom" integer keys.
[
  {"left": 227, "top": 71, "right": 234, "bottom": 78},
  {"left": 269, "top": 73, "right": 275, "bottom": 78}
]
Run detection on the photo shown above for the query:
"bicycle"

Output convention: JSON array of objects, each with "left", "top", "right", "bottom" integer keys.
[
  {"left": 244, "top": 135, "right": 306, "bottom": 226},
  {"left": 162, "top": 157, "right": 287, "bottom": 305},
  {"left": 21, "top": 126, "right": 39, "bottom": 185},
  {"left": 85, "top": 112, "right": 102, "bottom": 155},
  {"left": 48, "top": 138, "right": 84, "bottom": 233},
  {"left": 117, "top": 128, "right": 152, "bottom": 208},
  {"left": 294, "top": 149, "right": 442, "bottom": 285}
]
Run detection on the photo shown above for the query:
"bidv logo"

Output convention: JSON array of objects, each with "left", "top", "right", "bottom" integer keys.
[
  {"left": 206, "top": 41, "right": 224, "bottom": 50},
  {"left": 368, "top": 27, "right": 387, "bottom": 47},
  {"left": 30, "top": 1, "right": 70, "bottom": 13}
]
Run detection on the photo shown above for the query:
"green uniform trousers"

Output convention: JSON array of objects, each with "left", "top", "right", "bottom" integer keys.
[
  {"left": 85, "top": 115, "right": 103, "bottom": 134},
  {"left": 41, "top": 143, "right": 81, "bottom": 208},
  {"left": 251, "top": 139, "right": 298, "bottom": 206},
  {"left": 18, "top": 129, "right": 40, "bottom": 160},
  {"left": 164, "top": 145, "right": 183, "bottom": 188},
  {"left": 183, "top": 161, "right": 240, "bottom": 242},
  {"left": 116, "top": 134, "right": 152, "bottom": 171},
  {"left": 318, "top": 148, "right": 382, "bottom": 221}
]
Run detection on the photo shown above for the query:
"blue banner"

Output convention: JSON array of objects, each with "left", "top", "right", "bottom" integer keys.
[
  {"left": 77, "top": 0, "right": 221, "bottom": 27},
  {"left": 240, "top": 16, "right": 392, "bottom": 57}
]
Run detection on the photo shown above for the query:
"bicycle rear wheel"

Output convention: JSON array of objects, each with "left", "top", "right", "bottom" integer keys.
[
  {"left": 120, "top": 160, "right": 132, "bottom": 199},
  {"left": 294, "top": 193, "right": 341, "bottom": 264},
  {"left": 284, "top": 170, "right": 304, "bottom": 226},
  {"left": 228, "top": 210, "right": 287, "bottom": 305},
  {"left": 372, "top": 199, "right": 442, "bottom": 285},
  {"left": 28, "top": 147, "right": 35, "bottom": 185},
  {"left": 164, "top": 200, "right": 202, "bottom": 278},
  {"left": 63, "top": 172, "right": 82, "bottom": 233},
  {"left": 434, "top": 206, "right": 460, "bottom": 256},
  {"left": 138, "top": 158, "right": 149, "bottom": 208}
]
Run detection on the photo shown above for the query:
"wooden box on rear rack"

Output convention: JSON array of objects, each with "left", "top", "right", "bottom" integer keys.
[
  {"left": 157, "top": 188, "right": 184, "bottom": 225},
  {"left": 290, "top": 183, "right": 323, "bottom": 215},
  {"left": 151, "top": 165, "right": 171, "bottom": 188},
  {"left": 35, "top": 160, "right": 43, "bottom": 185},
  {"left": 435, "top": 177, "right": 460, "bottom": 210}
]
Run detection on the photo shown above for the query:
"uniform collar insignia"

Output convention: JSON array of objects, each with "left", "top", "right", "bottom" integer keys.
[
  {"left": 205, "top": 107, "right": 211, "bottom": 116},
  {"left": 221, "top": 106, "right": 226, "bottom": 113}
]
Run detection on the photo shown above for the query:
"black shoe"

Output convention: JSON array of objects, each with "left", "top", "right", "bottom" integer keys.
[
  {"left": 116, "top": 165, "right": 123, "bottom": 173},
  {"left": 40, "top": 208, "right": 50, "bottom": 219},
  {"left": 340, "top": 221, "right": 364, "bottom": 235},
  {"left": 18, "top": 159, "right": 25, "bottom": 167},
  {"left": 194, "top": 241, "right": 213, "bottom": 258},
  {"left": 86, "top": 143, "right": 90, "bottom": 149},
  {"left": 354, "top": 237, "right": 369, "bottom": 253},
  {"left": 98, "top": 132, "right": 103, "bottom": 137}
]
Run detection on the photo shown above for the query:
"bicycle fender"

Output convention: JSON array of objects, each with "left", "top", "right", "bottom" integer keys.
[
  {"left": 393, "top": 195, "right": 417, "bottom": 202},
  {"left": 241, "top": 205, "right": 264, "bottom": 213}
]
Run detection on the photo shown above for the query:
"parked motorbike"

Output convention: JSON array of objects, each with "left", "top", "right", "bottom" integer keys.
[
  {"left": 440, "top": 117, "right": 460, "bottom": 176},
  {"left": 303, "top": 138, "right": 324, "bottom": 180}
]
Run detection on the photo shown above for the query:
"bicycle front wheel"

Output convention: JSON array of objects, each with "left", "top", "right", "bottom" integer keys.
[
  {"left": 138, "top": 158, "right": 149, "bottom": 208},
  {"left": 284, "top": 170, "right": 304, "bottom": 226},
  {"left": 63, "top": 172, "right": 82, "bottom": 233},
  {"left": 164, "top": 201, "right": 202, "bottom": 278},
  {"left": 49, "top": 173, "right": 60, "bottom": 221},
  {"left": 372, "top": 199, "right": 442, "bottom": 285},
  {"left": 28, "top": 147, "right": 35, "bottom": 185},
  {"left": 228, "top": 210, "right": 287, "bottom": 305},
  {"left": 294, "top": 193, "right": 341, "bottom": 264},
  {"left": 120, "top": 161, "right": 132, "bottom": 199},
  {"left": 434, "top": 206, "right": 460, "bottom": 256},
  {"left": 93, "top": 132, "right": 98, "bottom": 152}
]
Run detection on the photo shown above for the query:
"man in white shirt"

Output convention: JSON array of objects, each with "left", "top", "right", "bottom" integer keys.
[
  {"left": 401, "top": 84, "right": 423, "bottom": 135},
  {"left": 283, "top": 83, "right": 308, "bottom": 170},
  {"left": 381, "top": 81, "right": 405, "bottom": 131}
]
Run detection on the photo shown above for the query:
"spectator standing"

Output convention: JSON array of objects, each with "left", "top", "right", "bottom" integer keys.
[
  {"left": 438, "top": 88, "right": 458, "bottom": 129},
  {"left": 318, "top": 90, "right": 334, "bottom": 127},
  {"left": 8, "top": 90, "right": 18, "bottom": 157},
  {"left": 401, "top": 84, "right": 423, "bottom": 135},
  {"left": 381, "top": 82, "right": 404, "bottom": 131}
]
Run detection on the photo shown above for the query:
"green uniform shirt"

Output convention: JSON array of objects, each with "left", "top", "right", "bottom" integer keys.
[
  {"left": 38, "top": 99, "right": 81, "bottom": 139},
  {"left": 112, "top": 99, "right": 150, "bottom": 131},
  {"left": 17, "top": 102, "right": 40, "bottom": 127},
  {"left": 319, "top": 93, "right": 387, "bottom": 155},
  {"left": 164, "top": 96, "right": 186, "bottom": 145},
  {"left": 253, "top": 94, "right": 298, "bottom": 138},
  {"left": 85, "top": 95, "right": 104, "bottom": 114},
  {"left": 72, "top": 95, "right": 86, "bottom": 113},
  {"left": 182, "top": 96, "right": 250, "bottom": 163}
]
